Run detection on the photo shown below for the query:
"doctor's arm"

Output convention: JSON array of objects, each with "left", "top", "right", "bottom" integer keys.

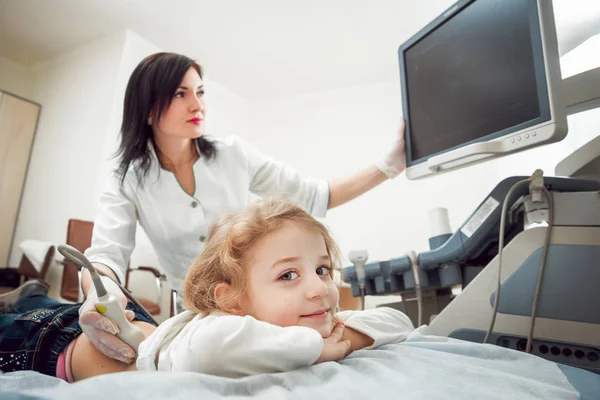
[
  {"left": 79, "top": 174, "right": 139, "bottom": 363},
  {"left": 84, "top": 174, "right": 138, "bottom": 288},
  {"left": 244, "top": 120, "right": 406, "bottom": 214},
  {"left": 327, "top": 165, "right": 388, "bottom": 209},
  {"left": 81, "top": 265, "right": 118, "bottom": 295},
  {"left": 328, "top": 119, "right": 407, "bottom": 209},
  {"left": 242, "top": 119, "right": 406, "bottom": 216}
]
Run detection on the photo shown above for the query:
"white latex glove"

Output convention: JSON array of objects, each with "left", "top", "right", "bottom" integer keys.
[
  {"left": 79, "top": 276, "right": 137, "bottom": 364},
  {"left": 375, "top": 119, "right": 407, "bottom": 179}
]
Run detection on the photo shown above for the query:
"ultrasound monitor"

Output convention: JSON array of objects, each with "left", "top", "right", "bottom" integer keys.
[{"left": 398, "top": 0, "right": 567, "bottom": 179}]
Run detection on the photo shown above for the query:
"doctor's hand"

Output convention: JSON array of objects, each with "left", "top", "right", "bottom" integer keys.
[
  {"left": 375, "top": 119, "right": 407, "bottom": 179},
  {"left": 79, "top": 278, "right": 137, "bottom": 364},
  {"left": 315, "top": 321, "right": 352, "bottom": 364}
]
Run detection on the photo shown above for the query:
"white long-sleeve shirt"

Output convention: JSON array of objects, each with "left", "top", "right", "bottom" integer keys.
[
  {"left": 136, "top": 307, "right": 415, "bottom": 378},
  {"left": 84, "top": 135, "right": 330, "bottom": 291}
]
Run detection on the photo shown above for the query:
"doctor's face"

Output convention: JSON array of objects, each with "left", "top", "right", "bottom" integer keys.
[
  {"left": 153, "top": 67, "right": 206, "bottom": 140},
  {"left": 241, "top": 222, "right": 340, "bottom": 338}
]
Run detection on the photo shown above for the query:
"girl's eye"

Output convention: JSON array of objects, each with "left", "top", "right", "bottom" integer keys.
[
  {"left": 316, "top": 266, "right": 331, "bottom": 276},
  {"left": 197, "top": 90, "right": 205, "bottom": 97},
  {"left": 279, "top": 271, "right": 299, "bottom": 281},
  {"left": 174, "top": 92, "right": 184, "bottom": 98}
]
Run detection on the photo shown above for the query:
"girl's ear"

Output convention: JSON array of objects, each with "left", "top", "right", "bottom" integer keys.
[{"left": 213, "top": 283, "right": 243, "bottom": 315}]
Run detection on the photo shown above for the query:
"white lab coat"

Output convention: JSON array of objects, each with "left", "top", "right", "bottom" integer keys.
[
  {"left": 84, "top": 135, "right": 330, "bottom": 291},
  {"left": 136, "top": 307, "right": 415, "bottom": 378}
]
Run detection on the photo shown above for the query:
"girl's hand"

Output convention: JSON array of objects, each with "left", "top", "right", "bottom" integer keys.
[
  {"left": 341, "top": 326, "right": 375, "bottom": 353},
  {"left": 315, "top": 321, "right": 351, "bottom": 364}
]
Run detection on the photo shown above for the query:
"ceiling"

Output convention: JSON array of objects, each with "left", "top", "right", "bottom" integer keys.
[{"left": 1, "top": 0, "right": 599, "bottom": 101}]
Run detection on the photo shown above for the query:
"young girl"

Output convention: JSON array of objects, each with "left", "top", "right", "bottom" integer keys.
[
  {"left": 135, "top": 199, "right": 414, "bottom": 377},
  {"left": 0, "top": 199, "right": 413, "bottom": 381}
]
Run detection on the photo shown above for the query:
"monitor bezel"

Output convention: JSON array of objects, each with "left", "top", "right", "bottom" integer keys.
[{"left": 398, "top": 0, "right": 567, "bottom": 179}]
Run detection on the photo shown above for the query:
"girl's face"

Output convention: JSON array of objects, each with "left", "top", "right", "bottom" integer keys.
[{"left": 240, "top": 222, "right": 340, "bottom": 338}]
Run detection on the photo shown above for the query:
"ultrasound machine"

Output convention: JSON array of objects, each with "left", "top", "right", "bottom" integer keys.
[{"left": 343, "top": 0, "right": 600, "bottom": 373}]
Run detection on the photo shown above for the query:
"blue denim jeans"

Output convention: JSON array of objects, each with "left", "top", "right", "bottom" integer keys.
[{"left": 0, "top": 294, "right": 155, "bottom": 377}]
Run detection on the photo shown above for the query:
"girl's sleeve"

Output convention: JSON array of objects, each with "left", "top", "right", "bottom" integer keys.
[{"left": 336, "top": 307, "right": 414, "bottom": 349}]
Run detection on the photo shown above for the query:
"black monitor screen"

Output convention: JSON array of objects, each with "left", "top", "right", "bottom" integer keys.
[{"left": 402, "top": 0, "right": 550, "bottom": 163}]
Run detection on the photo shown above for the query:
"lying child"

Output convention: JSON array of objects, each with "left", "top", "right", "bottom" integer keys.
[
  {"left": 0, "top": 279, "right": 156, "bottom": 382},
  {"left": 0, "top": 199, "right": 414, "bottom": 381},
  {"left": 136, "top": 199, "right": 414, "bottom": 376}
]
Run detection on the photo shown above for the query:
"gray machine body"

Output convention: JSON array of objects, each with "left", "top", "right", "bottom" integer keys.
[{"left": 342, "top": 176, "right": 600, "bottom": 372}]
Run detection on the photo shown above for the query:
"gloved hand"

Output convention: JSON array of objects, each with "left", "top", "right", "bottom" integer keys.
[
  {"left": 79, "top": 276, "right": 137, "bottom": 364},
  {"left": 375, "top": 119, "right": 407, "bottom": 179}
]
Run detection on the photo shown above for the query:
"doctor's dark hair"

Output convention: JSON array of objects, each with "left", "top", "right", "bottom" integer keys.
[
  {"left": 183, "top": 199, "right": 342, "bottom": 314},
  {"left": 116, "top": 52, "right": 217, "bottom": 186}
]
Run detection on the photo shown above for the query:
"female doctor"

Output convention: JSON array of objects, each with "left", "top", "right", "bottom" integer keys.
[{"left": 80, "top": 52, "right": 407, "bottom": 364}]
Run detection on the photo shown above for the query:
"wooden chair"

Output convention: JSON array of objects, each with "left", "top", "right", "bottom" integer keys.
[
  {"left": 0, "top": 246, "right": 55, "bottom": 294},
  {"left": 125, "top": 264, "right": 167, "bottom": 316},
  {"left": 60, "top": 219, "right": 93, "bottom": 302},
  {"left": 338, "top": 286, "right": 361, "bottom": 311},
  {"left": 60, "top": 219, "right": 172, "bottom": 316},
  {"left": 21, "top": 246, "right": 56, "bottom": 282}
]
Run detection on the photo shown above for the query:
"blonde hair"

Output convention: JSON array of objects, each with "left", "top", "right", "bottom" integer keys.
[{"left": 183, "top": 199, "right": 341, "bottom": 313}]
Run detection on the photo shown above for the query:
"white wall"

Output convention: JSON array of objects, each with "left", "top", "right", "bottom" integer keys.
[
  {"left": 10, "top": 31, "right": 127, "bottom": 268},
  {"left": 0, "top": 55, "right": 33, "bottom": 99},
  {"left": 553, "top": 34, "right": 600, "bottom": 159},
  {"left": 246, "top": 34, "right": 600, "bottom": 307}
]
